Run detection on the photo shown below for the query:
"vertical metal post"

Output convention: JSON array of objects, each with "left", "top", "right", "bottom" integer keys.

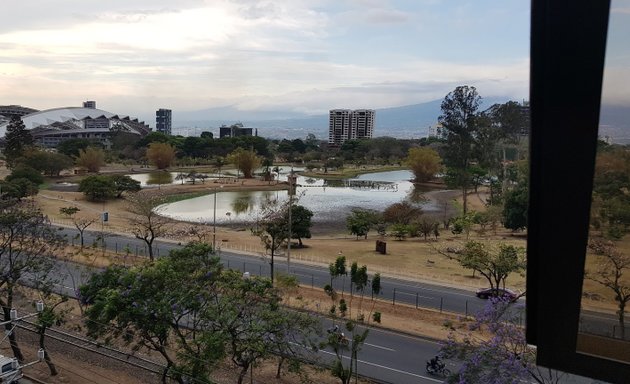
[
  {"left": 213, "top": 187, "right": 217, "bottom": 251},
  {"left": 311, "top": 274, "right": 314, "bottom": 288},
  {"left": 440, "top": 297, "right": 443, "bottom": 313},
  {"left": 465, "top": 301, "right": 468, "bottom": 317},
  {"left": 415, "top": 292, "right": 419, "bottom": 309},
  {"left": 392, "top": 288, "right": 396, "bottom": 305}
]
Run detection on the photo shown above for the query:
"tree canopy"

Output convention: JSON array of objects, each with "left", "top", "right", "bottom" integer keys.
[{"left": 405, "top": 147, "right": 442, "bottom": 182}]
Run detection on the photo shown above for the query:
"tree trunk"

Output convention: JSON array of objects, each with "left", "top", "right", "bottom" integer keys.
[
  {"left": 462, "top": 187, "right": 468, "bottom": 214},
  {"left": 3, "top": 305, "right": 24, "bottom": 362},
  {"left": 276, "top": 356, "right": 284, "bottom": 378},
  {"left": 237, "top": 365, "right": 249, "bottom": 384},
  {"left": 39, "top": 330, "right": 58, "bottom": 375},
  {"left": 147, "top": 240, "right": 154, "bottom": 261}
]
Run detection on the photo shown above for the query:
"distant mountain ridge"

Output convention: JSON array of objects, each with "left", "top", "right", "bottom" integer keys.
[
  {"left": 172, "top": 99, "right": 630, "bottom": 143},
  {"left": 173, "top": 98, "right": 506, "bottom": 139}
]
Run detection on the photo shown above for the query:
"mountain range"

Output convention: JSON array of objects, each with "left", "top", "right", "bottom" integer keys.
[{"left": 172, "top": 99, "right": 630, "bottom": 143}]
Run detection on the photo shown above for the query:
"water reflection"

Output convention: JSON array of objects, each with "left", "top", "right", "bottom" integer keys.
[
  {"left": 147, "top": 172, "right": 174, "bottom": 185},
  {"left": 158, "top": 170, "right": 438, "bottom": 224}
]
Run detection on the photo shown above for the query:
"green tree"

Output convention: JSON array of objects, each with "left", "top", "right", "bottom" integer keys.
[
  {"left": 17, "top": 150, "right": 74, "bottom": 176},
  {"left": 76, "top": 147, "right": 105, "bottom": 173},
  {"left": 328, "top": 321, "right": 369, "bottom": 384},
  {"left": 81, "top": 243, "right": 224, "bottom": 383},
  {"left": 56, "top": 138, "right": 93, "bottom": 158},
  {"left": 0, "top": 203, "right": 64, "bottom": 361},
  {"left": 454, "top": 241, "right": 525, "bottom": 291},
  {"left": 3, "top": 116, "right": 33, "bottom": 167},
  {"left": 405, "top": 147, "right": 442, "bottom": 182},
  {"left": 390, "top": 223, "right": 409, "bottom": 240},
  {"left": 146, "top": 142, "right": 176, "bottom": 169},
  {"left": 126, "top": 191, "right": 170, "bottom": 261},
  {"left": 346, "top": 208, "right": 379, "bottom": 239},
  {"left": 109, "top": 175, "right": 141, "bottom": 198},
  {"left": 503, "top": 182, "right": 528, "bottom": 231},
  {"left": 227, "top": 147, "right": 261, "bottom": 178},
  {"left": 439, "top": 85, "right": 482, "bottom": 214},
  {"left": 78, "top": 175, "right": 116, "bottom": 201},
  {"left": 5, "top": 165, "right": 44, "bottom": 185},
  {"left": 252, "top": 199, "right": 288, "bottom": 283},
  {"left": 287, "top": 204, "right": 313, "bottom": 247}
]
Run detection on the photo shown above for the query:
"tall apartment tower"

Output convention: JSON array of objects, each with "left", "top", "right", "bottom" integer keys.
[
  {"left": 82, "top": 100, "right": 96, "bottom": 109},
  {"left": 156, "top": 108, "right": 172, "bottom": 135},
  {"left": 328, "top": 109, "right": 375, "bottom": 146},
  {"left": 329, "top": 109, "right": 352, "bottom": 146}
]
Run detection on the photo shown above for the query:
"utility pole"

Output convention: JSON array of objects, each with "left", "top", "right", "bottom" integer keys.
[{"left": 287, "top": 166, "right": 296, "bottom": 272}]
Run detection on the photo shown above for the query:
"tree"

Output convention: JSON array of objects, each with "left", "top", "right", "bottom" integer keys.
[
  {"left": 588, "top": 239, "right": 630, "bottom": 339},
  {"left": 452, "top": 241, "right": 525, "bottom": 291},
  {"left": 382, "top": 201, "right": 423, "bottom": 225},
  {"left": 439, "top": 86, "right": 482, "bottom": 214},
  {"left": 36, "top": 295, "right": 69, "bottom": 376},
  {"left": 390, "top": 223, "right": 409, "bottom": 240},
  {"left": 16, "top": 150, "right": 74, "bottom": 176},
  {"left": 126, "top": 191, "right": 170, "bottom": 261},
  {"left": 78, "top": 175, "right": 116, "bottom": 201},
  {"left": 328, "top": 321, "right": 369, "bottom": 384},
  {"left": 81, "top": 243, "right": 225, "bottom": 383},
  {"left": 441, "top": 298, "right": 564, "bottom": 384},
  {"left": 76, "top": 146, "right": 105, "bottom": 173},
  {"left": 109, "top": 175, "right": 141, "bottom": 198},
  {"left": 405, "top": 147, "right": 442, "bottom": 182},
  {"left": 210, "top": 270, "right": 320, "bottom": 384},
  {"left": 3, "top": 116, "right": 33, "bottom": 167},
  {"left": 146, "top": 142, "right": 177, "bottom": 169},
  {"left": 503, "top": 182, "right": 528, "bottom": 231},
  {"left": 0, "top": 203, "right": 64, "bottom": 361},
  {"left": 346, "top": 208, "right": 379, "bottom": 239},
  {"left": 252, "top": 198, "right": 288, "bottom": 283},
  {"left": 59, "top": 206, "right": 97, "bottom": 249},
  {"left": 227, "top": 147, "right": 261, "bottom": 178},
  {"left": 56, "top": 138, "right": 93, "bottom": 158},
  {"left": 5, "top": 165, "right": 44, "bottom": 185},
  {"left": 288, "top": 205, "right": 313, "bottom": 247}
]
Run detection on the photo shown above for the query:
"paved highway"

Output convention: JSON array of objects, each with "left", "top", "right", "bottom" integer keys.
[{"left": 49, "top": 226, "right": 613, "bottom": 383}]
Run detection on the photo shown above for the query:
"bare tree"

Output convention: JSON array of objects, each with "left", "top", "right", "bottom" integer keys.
[
  {"left": 126, "top": 191, "right": 170, "bottom": 261},
  {"left": 588, "top": 239, "right": 630, "bottom": 339},
  {"left": 59, "top": 206, "right": 97, "bottom": 249}
]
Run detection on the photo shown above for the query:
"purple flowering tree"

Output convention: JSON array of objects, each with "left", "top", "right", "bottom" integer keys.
[{"left": 441, "top": 298, "right": 564, "bottom": 384}]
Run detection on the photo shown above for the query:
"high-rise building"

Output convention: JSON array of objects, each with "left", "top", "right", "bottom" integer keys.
[
  {"left": 83, "top": 100, "right": 96, "bottom": 109},
  {"left": 156, "top": 108, "right": 172, "bottom": 135},
  {"left": 328, "top": 109, "right": 374, "bottom": 146}
]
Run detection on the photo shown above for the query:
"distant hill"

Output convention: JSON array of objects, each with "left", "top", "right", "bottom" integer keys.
[
  {"left": 174, "top": 98, "right": 505, "bottom": 139},
  {"left": 173, "top": 99, "right": 629, "bottom": 143}
]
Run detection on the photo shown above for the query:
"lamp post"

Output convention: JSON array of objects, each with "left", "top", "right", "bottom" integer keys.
[{"left": 212, "top": 185, "right": 223, "bottom": 252}]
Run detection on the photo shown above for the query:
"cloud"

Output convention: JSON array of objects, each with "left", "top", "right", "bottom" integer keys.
[{"left": 364, "top": 8, "right": 410, "bottom": 24}]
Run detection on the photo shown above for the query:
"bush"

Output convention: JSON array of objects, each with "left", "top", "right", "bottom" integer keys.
[{"left": 372, "top": 312, "right": 381, "bottom": 323}]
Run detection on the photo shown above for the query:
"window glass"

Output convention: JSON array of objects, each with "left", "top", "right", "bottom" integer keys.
[{"left": 579, "top": 0, "right": 630, "bottom": 363}]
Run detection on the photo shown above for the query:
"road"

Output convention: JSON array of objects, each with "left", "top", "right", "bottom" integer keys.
[{"left": 49, "top": 226, "right": 613, "bottom": 383}]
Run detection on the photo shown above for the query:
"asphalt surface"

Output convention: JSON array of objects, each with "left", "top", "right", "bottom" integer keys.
[{"left": 48, "top": 226, "right": 614, "bottom": 384}]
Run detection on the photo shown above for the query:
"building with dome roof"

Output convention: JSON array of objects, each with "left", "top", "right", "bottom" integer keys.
[{"left": 0, "top": 104, "right": 151, "bottom": 148}]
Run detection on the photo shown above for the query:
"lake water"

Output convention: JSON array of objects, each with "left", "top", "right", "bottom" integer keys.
[
  {"left": 128, "top": 171, "right": 215, "bottom": 186},
  {"left": 155, "top": 169, "right": 440, "bottom": 224}
]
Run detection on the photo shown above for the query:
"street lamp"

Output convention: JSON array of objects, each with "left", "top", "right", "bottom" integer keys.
[{"left": 212, "top": 185, "right": 223, "bottom": 252}]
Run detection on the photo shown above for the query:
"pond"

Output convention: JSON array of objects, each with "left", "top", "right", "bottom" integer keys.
[
  {"left": 128, "top": 171, "right": 216, "bottom": 186},
  {"left": 156, "top": 169, "right": 441, "bottom": 225}
]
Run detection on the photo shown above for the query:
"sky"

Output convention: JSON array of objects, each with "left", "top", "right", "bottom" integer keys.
[{"left": 0, "top": 0, "right": 627, "bottom": 123}]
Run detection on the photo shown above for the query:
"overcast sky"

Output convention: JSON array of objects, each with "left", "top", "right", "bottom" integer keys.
[{"left": 0, "top": 0, "right": 627, "bottom": 120}]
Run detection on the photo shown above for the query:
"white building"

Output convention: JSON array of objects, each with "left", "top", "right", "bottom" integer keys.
[{"left": 329, "top": 109, "right": 375, "bottom": 146}]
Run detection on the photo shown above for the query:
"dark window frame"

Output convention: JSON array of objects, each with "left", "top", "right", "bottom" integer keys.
[{"left": 527, "top": 0, "right": 630, "bottom": 382}]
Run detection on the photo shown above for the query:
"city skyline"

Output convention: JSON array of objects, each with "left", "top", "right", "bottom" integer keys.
[{"left": 1, "top": 1, "right": 628, "bottom": 126}]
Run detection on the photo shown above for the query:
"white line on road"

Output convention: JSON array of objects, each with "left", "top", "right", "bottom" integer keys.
[
  {"left": 364, "top": 343, "right": 395, "bottom": 352},
  {"left": 319, "top": 350, "right": 443, "bottom": 383}
]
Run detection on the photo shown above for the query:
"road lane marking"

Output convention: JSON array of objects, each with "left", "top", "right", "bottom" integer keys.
[
  {"left": 365, "top": 343, "right": 395, "bottom": 351},
  {"left": 319, "top": 350, "right": 443, "bottom": 383}
]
